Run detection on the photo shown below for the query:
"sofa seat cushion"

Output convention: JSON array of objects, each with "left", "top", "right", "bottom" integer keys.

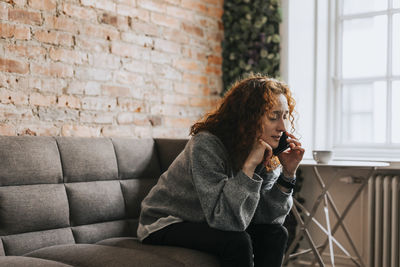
[
  {"left": 0, "top": 256, "right": 73, "bottom": 266},
  {"left": 25, "top": 244, "right": 183, "bottom": 267},
  {"left": 97, "top": 237, "right": 220, "bottom": 267}
]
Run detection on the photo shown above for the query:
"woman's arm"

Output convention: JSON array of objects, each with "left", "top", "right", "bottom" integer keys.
[{"left": 190, "top": 133, "right": 263, "bottom": 231}]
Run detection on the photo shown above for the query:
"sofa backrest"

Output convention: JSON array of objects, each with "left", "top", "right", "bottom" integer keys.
[{"left": 0, "top": 136, "right": 188, "bottom": 256}]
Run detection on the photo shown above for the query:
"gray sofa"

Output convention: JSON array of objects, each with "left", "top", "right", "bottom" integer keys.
[{"left": 0, "top": 136, "right": 220, "bottom": 267}]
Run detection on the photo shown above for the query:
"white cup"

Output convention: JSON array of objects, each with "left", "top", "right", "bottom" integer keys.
[{"left": 312, "top": 150, "right": 333, "bottom": 164}]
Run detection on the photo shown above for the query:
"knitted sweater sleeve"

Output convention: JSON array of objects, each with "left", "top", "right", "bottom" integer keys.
[
  {"left": 190, "top": 133, "right": 263, "bottom": 231},
  {"left": 252, "top": 165, "right": 293, "bottom": 225}
]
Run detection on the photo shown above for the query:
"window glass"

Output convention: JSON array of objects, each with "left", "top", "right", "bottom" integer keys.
[
  {"left": 342, "top": 16, "right": 387, "bottom": 78},
  {"left": 394, "top": 0, "right": 400, "bottom": 8},
  {"left": 393, "top": 14, "right": 400, "bottom": 76},
  {"left": 343, "top": 0, "right": 387, "bottom": 15},
  {"left": 392, "top": 82, "right": 400, "bottom": 143},
  {"left": 341, "top": 82, "right": 387, "bottom": 143}
]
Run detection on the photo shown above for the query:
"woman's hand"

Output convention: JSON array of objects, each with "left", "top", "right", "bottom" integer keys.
[
  {"left": 242, "top": 139, "right": 272, "bottom": 178},
  {"left": 278, "top": 132, "right": 305, "bottom": 177}
]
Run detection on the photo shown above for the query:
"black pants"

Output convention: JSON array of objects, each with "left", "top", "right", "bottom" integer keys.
[{"left": 143, "top": 222, "right": 288, "bottom": 267}]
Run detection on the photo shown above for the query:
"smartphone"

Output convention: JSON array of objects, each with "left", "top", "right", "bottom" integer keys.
[{"left": 272, "top": 132, "right": 290, "bottom": 156}]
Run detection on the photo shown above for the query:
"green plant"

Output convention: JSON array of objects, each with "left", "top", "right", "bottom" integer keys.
[{"left": 221, "top": 0, "right": 282, "bottom": 94}]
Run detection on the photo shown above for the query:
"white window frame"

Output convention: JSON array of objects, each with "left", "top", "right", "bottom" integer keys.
[
  {"left": 333, "top": 0, "right": 400, "bottom": 160},
  {"left": 281, "top": 0, "right": 400, "bottom": 162}
]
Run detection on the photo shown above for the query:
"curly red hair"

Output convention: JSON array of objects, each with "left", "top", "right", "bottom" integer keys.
[{"left": 190, "top": 74, "right": 296, "bottom": 171}]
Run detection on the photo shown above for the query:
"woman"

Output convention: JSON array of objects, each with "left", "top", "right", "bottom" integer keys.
[{"left": 137, "top": 74, "right": 305, "bottom": 267}]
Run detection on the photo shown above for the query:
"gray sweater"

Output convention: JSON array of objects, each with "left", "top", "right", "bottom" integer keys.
[{"left": 137, "top": 131, "right": 293, "bottom": 241}]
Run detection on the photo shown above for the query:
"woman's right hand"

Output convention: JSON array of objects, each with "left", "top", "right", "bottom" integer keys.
[{"left": 242, "top": 139, "right": 272, "bottom": 178}]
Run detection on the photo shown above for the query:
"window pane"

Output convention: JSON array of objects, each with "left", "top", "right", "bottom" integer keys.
[
  {"left": 341, "top": 82, "right": 387, "bottom": 143},
  {"left": 394, "top": 0, "right": 400, "bottom": 8},
  {"left": 392, "top": 81, "right": 400, "bottom": 143},
  {"left": 343, "top": 0, "right": 387, "bottom": 15},
  {"left": 342, "top": 16, "right": 387, "bottom": 78},
  {"left": 394, "top": 14, "right": 400, "bottom": 75}
]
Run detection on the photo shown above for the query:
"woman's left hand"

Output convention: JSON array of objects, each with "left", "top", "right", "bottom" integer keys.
[{"left": 278, "top": 132, "right": 305, "bottom": 177}]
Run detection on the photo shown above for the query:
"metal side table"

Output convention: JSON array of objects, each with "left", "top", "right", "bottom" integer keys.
[{"left": 284, "top": 159, "right": 389, "bottom": 267}]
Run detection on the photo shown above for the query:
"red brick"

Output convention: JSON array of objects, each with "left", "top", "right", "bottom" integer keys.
[
  {"left": 182, "top": 22, "right": 204, "bottom": 37},
  {"left": 114, "top": 71, "right": 144, "bottom": 85},
  {"left": 101, "top": 85, "right": 132, "bottom": 97},
  {"left": 117, "top": 97, "right": 145, "bottom": 112},
  {"left": 151, "top": 12, "right": 180, "bottom": 29},
  {"left": 0, "top": 22, "right": 30, "bottom": 40},
  {"left": 0, "top": 58, "right": 29, "bottom": 74},
  {"left": 173, "top": 59, "right": 201, "bottom": 71},
  {"left": 100, "top": 12, "right": 129, "bottom": 30},
  {"left": 183, "top": 73, "right": 208, "bottom": 85},
  {"left": 49, "top": 48, "right": 87, "bottom": 65},
  {"left": 0, "top": 124, "right": 15, "bottom": 136},
  {"left": 101, "top": 125, "right": 137, "bottom": 137},
  {"left": 28, "top": 77, "right": 67, "bottom": 94},
  {"left": 0, "top": 22, "right": 14, "bottom": 38},
  {"left": 164, "top": 116, "right": 193, "bottom": 128},
  {"left": 131, "top": 22, "right": 158, "bottom": 37},
  {"left": 82, "top": 96, "right": 117, "bottom": 111},
  {"left": 5, "top": 44, "right": 46, "bottom": 59},
  {"left": 166, "top": 6, "right": 193, "bottom": 20},
  {"left": 111, "top": 42, "right": 139, "bottom": 58},
  {"left": 44, "top": 15, "right": 78, "bottom": 33},
  {"left": 0, "top": 2, "right": 8, "bottom": 20},
  {"left": 34, "top": 30, "right": 74, "bottom": 46},
  {"left": 206, "top": 65, "right": 221, "bottom": 75},
  {"left": 28, "top": 0, "right": 56, "bottom": 11},
  {"left": 181, "top": 0, "right": 207, "bottom": 14},
  {"left": 154, "top": 39, "right": 181, "bottom": 54},
  {"left": 75, "top": 36, "right": 109, "bottom": 53},
  {"left": 80, "top": 111, "right": 114, "bottom": 124},
  {"left": 62, "top": 3, "right": 97, "bottom": 21},
  {"left": 14, "top": 25, "right": 31, "bottom": 39},
  {"left": 89, "top": 53, "right": 120, "bottom": 69},
  {"left": 206, "top": 6, "right": 223, "bottom": 18},
  {"left": 207, "top": 55, "right": 222, "bottom": 65},
  {"left": 29, "top": 92, "right": 57, "bottom": 106},
  {"left": 61, "top": 124, "right": 101, "bottom": 137},
  {"left": 31, "top": 62, "right": 74, "bottom": 78},
  {"left": 57, "top": 95, "right": 81, "bottom": 109},
  {"left": 137, "top": 0, "right": 165, "bottom": 12},
  {"left": 163, "top": 93, "right": 190, "bottom": 106},
  {"left": 79, "top": 23, "right": 120, "bottom": 41},
  {"left": 0, "top": 89, "right": 28, "bottom": 105},
  {"left": 190, "top": 96, "right": 212, "bottom": 107},
  {"left": 162, "top": 28, "right": 189, "bottom": 44},
  {"left": 116, "top": 0, "right": 135, "bottom": 7},
  {"left": 116, "top": 4, "right": 150, "bottom": 21},
  {"left": 8, "top": 8, "right": 42, "bottom": 25},
  {"left": 95, "top": 0, "right": 116, "bottom": 12},
  {"left": 17, "top": 125, "right": 59, "bottom": 136}
]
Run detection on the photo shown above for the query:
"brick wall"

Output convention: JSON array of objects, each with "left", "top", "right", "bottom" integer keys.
[{"left": 0, "top": 0, "right": 223, "bottom": 138}]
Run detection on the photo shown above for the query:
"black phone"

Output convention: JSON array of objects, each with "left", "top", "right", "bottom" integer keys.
[{"left": 272, "top": 132, "right": 290, "bottom": 156}]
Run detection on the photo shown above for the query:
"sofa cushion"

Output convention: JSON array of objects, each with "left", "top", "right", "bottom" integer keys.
[
  {"left": 0, "top": 184, "right": 70, "bottom": 235},
  {"left": 97, "top": 237, "right": 220, "bottom": 267},
  {"left": 56, "top": 137, "right": 118, "bottom": 183},
  {"left": 120, "top": 179, "right": 158, "bottom": 218},
  {"left": 72, "top": 220, "right": 133, "bottom": 244},
  {"left": 0, "top": 136, "right": 62, "bottom": 186},
  {"left": 0, "top": 256, "right": 73, "bottom": 266},
  {"left": 26, "top": 244, "right": 184, "bottom": 267},
  {"left": 155, "top": 139, "right": 188, "bottom": 172},
  {"left": 65, "top": 181, "right": 125, "bottom": 226},
  {"left": 0, "top": 238, "right": 4, "bottom": 256},
  {"left": 112, "top": 138, "right": 161, "bottom": 179},
  {"left": 1, "top": 228, "right": 75, "bottom": 256}
]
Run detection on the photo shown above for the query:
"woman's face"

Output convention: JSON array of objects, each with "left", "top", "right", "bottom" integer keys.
[{"left": 259, "top": 94, "right": 289, "bottom": 148}]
